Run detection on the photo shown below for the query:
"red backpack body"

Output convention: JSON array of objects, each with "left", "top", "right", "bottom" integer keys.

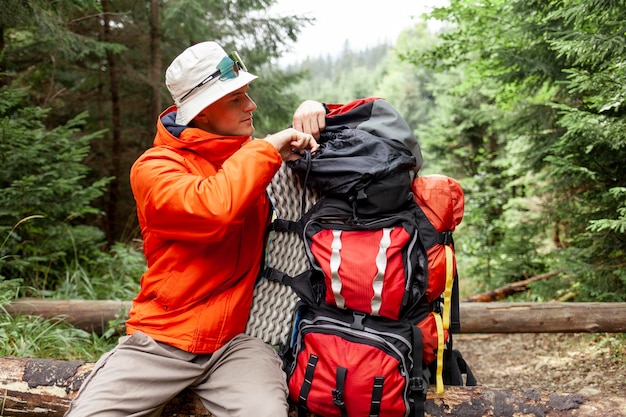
[{"left": 265, "top": 98, "right": 475, "bottom": 417}]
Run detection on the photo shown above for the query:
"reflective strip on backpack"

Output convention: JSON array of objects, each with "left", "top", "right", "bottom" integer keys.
[
  {"left": 372, "top": 228, "right": 392, "bottom": 316},
  {"left": 329, "top": 228, "right": 396, "bottom": 316},
  {"left": 330, "top": 230, "right": 345, "bottom": 309}
]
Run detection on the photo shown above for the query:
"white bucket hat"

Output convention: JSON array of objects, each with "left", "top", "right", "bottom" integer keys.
[{"left": 166, "top": 41, "right": 257, "bottom": 125}]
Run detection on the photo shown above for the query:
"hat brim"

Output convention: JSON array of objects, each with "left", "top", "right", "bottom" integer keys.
[{"left": 175, "top": 71, "right": 258, "bottom": 125}]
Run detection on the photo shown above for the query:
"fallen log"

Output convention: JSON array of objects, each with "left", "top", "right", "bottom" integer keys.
[
  {"left": 4, "top": 298, "right": 131, "bottom": 334},
  {"left": 460, "top": 301, "right": 626, "bottom": 333},
  {"left": 464, "top": 270, "right": 565, "bottom": 302},
  {"left": 5, "top": 298, "right": 626, "bottom": 334},
  {"left": 1, "top": 356, "right": 624, "bottom": 417}
]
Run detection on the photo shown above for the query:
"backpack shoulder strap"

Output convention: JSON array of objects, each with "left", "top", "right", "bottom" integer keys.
[{"left": 262, "top": 267, "right": 321, "bottom": 306}]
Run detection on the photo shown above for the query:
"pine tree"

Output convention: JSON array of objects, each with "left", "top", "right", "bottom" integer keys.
[
  {"left": 0, "top": 86, "right": 110, "bottom": 289},
  {"left": 417, "top": 0, "right": 626, "bottom": 300}
]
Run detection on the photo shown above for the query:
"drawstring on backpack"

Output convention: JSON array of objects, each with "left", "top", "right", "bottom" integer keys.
[{"left": 299, "top": 149, "right": 312, "bottom": 218}]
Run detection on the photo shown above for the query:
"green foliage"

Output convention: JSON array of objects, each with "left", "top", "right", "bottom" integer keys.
[
  {"left": 1, "top": 0, "right": 314, "bottom": 242},
  {"left": 161, "top": 0, "right": 308, "bottom": 58},
  {"left": 0, "top": 279, "right": 117, "bottom": 361},
  {"left": 587, "top": 187, "right": 626, "bottom": 234},
  {"left": 0, "top": 310, "right": 116, "bottom": 361},
  {"left": 376, "top": 22, "right": 439, "bottom": 138},
  {"left": 285, "top": 44, "right": 392, "bottom": 103},
  {"left": 52, "top": 243, "right": 144, "bottom": 301},
  {"left": 415, "top": 0, "right": 626, "bottom": 300},
  {"left": 0, "top": 85, "right": 113, "bottom": 292},
  {"left": 249, "top": 67, "right": 311, "bottom": 136},
  {"left": 595, "top": 333, "right": 626, "bottom": 364},
  {"left": 1, "top": 0, "right": 122, "bottom": 99}
]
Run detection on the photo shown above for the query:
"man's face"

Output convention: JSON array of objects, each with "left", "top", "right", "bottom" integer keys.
[{"left": 193, "top": 84, "right": 257, "bottom": 136}]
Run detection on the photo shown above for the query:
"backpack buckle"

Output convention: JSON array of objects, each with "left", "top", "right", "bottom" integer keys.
[
  {"left": 410, "top": 376, "right": 427, "bottom": 396},
  {"left": 439, "top": 231, "right": 453, "bottom": 245},
  {"left": 351, "top": 311, "right": 366, "bottom": 331},
  {"left": 332, "top": 389, "right": 345, "bottom": 408}
]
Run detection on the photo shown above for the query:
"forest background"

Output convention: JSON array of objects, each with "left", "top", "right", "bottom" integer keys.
[{"left": 0, "top": 0, "right": 624, "bottom": 360}]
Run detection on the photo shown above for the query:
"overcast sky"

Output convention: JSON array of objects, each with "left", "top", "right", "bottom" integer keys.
[{"left": 269, "top": 0, "right": 449, "bottom": 65}]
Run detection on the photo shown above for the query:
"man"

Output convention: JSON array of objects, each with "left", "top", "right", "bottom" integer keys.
[{"left": 64, "top": 41, "right": 325, "bottom": 417}]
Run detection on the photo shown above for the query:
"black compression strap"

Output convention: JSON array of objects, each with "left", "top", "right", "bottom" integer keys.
[
  {"left": 299, "top": 354, "right": 318, "bottom": 407},
  {"left": 438, "top": 230, "right": 453, "bottom": 245},
  {"left": 271, "top": 218, "right": 301, "bottom": 234},
  {"left": 263, "top": 267, "right": 289, "bottom": 284},
  {"left": 410, "top": 325, "right": 426, "bottom": 417},
  {"left": 332, "top": 366, "right": 348, "bottom": 417},
  {"left": 450, "top": 272, "right": 461, "bottom": 333},
  {"left": 369, "top": 376, "right": 384, "bottom": 417}
]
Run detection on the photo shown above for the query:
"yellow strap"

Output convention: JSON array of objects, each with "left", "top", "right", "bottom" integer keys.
[
  {"left": 442, "top": 244, "right": 454, "bottom": 330},
  {"left": 433, "top": 312, "right": 445, "bottom": 393}
]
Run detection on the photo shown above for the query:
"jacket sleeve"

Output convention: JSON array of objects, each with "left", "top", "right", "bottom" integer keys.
[{"left": 130, "top": 139, "right": 281, "bottom": 242}]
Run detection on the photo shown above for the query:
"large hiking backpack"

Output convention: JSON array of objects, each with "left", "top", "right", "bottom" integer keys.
[
  {"left": 286, "top": 303, "right": 426, "bottom": 417},
  {"left": 264, "top": 98, "right": 475, "bottom": 417}
]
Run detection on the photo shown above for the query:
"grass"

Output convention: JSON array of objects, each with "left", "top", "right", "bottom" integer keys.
[
  {"left": 0, "top": 240, "right": 144, "bottom": 361},
  {"left": 0, "top": 306, "right": 118, "bottom": 361}
]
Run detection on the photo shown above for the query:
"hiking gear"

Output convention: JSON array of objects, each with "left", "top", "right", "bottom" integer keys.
[
  {"left": 288, "top": 126, "right": 417, "bottom": 215},
  {"left": 324, "top": 98, "right": 423, "bottom": 172},
  {"left": 166, "top": 42, "right": 257, "bottom": 125},
  {"left": 127, "top": 107, "right": 281, "bottom": 354},
  {"left": 261, "top": 97, "right": 475, "bottom": 416},
  {"left": 411, "top": 174, "right": 465, "bottom": 392},
  {"left": 285, "top": 303, "right": 427, "bottom": 417},
  {"left": 301, "top": 196, "right": 429, "bottom": 321},
  {"left": 178, "top": 52, "right": 248, "bottom": 102}
]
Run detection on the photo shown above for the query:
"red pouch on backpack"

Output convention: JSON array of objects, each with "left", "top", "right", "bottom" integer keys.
[
  {"left": 310, "top": 224, "right": 413, "bottom": 320},
  {"left": 415, "top": 312, "right": 446, "bottom": 365},
  {"left": 411, "top": 175, "right": 464, "bottom": 370},
  {"left": 411, "top": 175, "right": 464, "bottom": 302},
  {"left": 303, "top": 197, "right": 428, "bottom": 322},
  {"left": 287, "top": 303, "right": 425, "bottom": 417}
]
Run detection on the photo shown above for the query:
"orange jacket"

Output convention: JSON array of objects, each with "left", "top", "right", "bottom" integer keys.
[{"left": 126, "top": 106, "right": 282, "bottom": 353}]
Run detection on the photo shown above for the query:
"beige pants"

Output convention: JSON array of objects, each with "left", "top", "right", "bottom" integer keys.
[{"left": 64, "top": 331, "right": 289, "bottom": 417}]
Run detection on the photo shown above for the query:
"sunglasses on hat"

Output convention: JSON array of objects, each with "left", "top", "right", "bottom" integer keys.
[{"left": 179, "top": 51, "right": 248, "bottom": 103}]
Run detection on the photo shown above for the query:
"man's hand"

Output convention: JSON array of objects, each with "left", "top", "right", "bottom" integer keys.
[
  {"left": 292, "top": 100, "right": 326, "bottom": 140},
  {"left": 264, "top": 128, "right": 319, "bottom": 162}
]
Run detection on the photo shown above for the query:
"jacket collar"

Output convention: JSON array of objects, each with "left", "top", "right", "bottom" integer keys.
[{"left": 155, "top": 106, "right": 250, "bottom": 165}]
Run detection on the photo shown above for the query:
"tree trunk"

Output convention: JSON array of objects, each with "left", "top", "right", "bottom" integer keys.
[
  {"left": 101, "top": 0, "right": 122, "bottom": 247},
  {"left": 5, "top": 298, "right": 131, "bottom": 334},
  {"left": 0, "top": 356, "right": 624, "bottom": 417},
  {"left": 424, "top": 386, "right": 626, "bottom": 417},
  {"left": 0, "top": 27, "right": 5, "bottom": 86},
  {"left": 6, "top": 299, "right": 626, "bottom": 334},
  {"left": 460, "top": 301, "right": 626, "bottom": 333},
  {"left": 464, "top": 270, "right": 565, "bottom": 302},
  {"left": 149, "top": 0, "right": 162, "bottom": 142}
]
